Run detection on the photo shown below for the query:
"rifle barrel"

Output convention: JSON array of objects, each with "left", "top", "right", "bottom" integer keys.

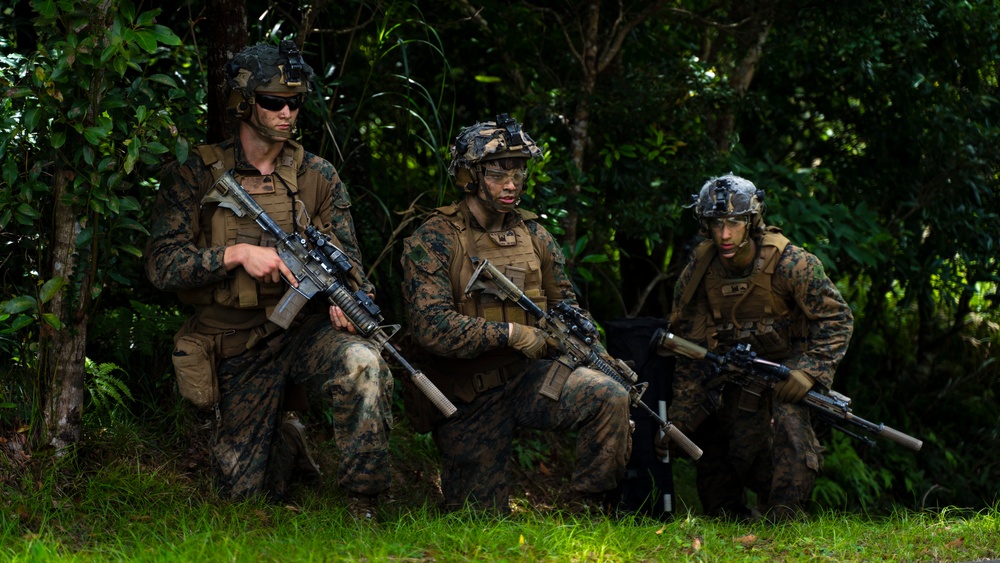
[{"left": 844, "top": 412, "right": 924, "bottom": 451}]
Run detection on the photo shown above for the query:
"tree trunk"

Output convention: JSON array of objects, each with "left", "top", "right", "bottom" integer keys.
[
  {"left": 563, "top": 78, "right": 595, "bottom": 259},
  {"left": 42, "top": 168, "right": 87, "bottom": 452},
  {"left": 708, "top": 6, "right": 774, "bottom": 152},
  {"left": 560, "top": 0, "right": 611, "bottom": 265},
  {"left": 556, "top": 0, "right": 670, "bottom": 266},
  {"left": 205, "top": 0, "right": 248, "bottom": 143}
]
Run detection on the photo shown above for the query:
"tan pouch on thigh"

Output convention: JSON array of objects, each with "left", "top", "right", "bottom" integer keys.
[{"left": 172, "top": 332, "right": 219, "bottom": 408}]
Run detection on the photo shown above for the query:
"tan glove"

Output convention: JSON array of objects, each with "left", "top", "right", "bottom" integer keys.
[
  {"left": 653, "top": 422, "right": 688, "bottom": 459},
  {"left": 773, "top": 369, "right": 814, "bottom": 403},
  {"left": 509, "top": 323, "right": 549, "bottom": 360}
]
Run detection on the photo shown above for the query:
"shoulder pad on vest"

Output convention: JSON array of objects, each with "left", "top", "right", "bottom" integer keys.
[
  {"left": 674, "top": 239, "right": 716, "bottom": 315},
  {"left": 516, "top": 208, "right": 539, "bottom": 221},
  {"left": 756, "top": 230, "right": 790, "bottom": 274},
  {"left": 282, "top": 139, "right": 305, "bottom": 171},
  {"left": 760, "top": 229, "right": 790, "bottom": 252},
  {"left": 693, "top": 238, "right": 716, "bottom": 261},
  {"left": 195, "top": 143, "right": 227, "bottom": 172},
  {"left": 434, "top": 203, "right": 462, "bottom": 216}
]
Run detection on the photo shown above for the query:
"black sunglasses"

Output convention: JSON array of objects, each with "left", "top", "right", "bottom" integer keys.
[{"left": 254, "top": 93, "right": 304, "bottom": 112}]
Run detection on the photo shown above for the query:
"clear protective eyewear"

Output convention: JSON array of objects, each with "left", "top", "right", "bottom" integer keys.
[
  {"left": 707, "top": 216, "right": 749, "bottom": 231},
  {"left": 481, "top": 166, "right": 527, "bottom": 187}
]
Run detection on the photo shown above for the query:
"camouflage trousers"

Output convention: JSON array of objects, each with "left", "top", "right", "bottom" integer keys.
[
  {"left": 212, "top": 314, "right": 393, "bottom": 500},
  {"left": 692, "top": 384, "right": 822, "bottom": 518},
  {"left": 432, "top": 360, "right": 632, "bottom": 512}
]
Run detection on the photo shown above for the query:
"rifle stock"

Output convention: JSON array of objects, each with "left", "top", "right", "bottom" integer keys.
[
  {"left": 465, "top": 259, "right": 703, "bottom": 460},
  {"left": 651, "top": 329, "right": 923, "bottom": 451},
  {"left": 204, "top": 172, "right": 457, "bottom": 418}
]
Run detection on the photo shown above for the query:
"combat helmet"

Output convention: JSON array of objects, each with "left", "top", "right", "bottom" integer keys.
[
  {"left": 449, "top": 114, "right": 542, "bottom": 193},
  {"left": 690, "top": 174, "right": 766, "bottom": 232},
  {"left": 224, "top": 40, "right": 313, "bottom": 124}
]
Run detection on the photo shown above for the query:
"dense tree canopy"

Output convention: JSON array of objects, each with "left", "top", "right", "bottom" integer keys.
[{"left": 1, "top": 0, "right": 997, "bottom": 511}]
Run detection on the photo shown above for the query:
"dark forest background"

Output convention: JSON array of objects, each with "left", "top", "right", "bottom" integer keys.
[{"left": 1, "top": 0, "right": 998, "bottom": 513}]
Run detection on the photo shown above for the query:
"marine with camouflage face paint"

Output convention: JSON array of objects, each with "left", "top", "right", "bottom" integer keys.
[
  {"left": 660, "top": 174, "right": 854, "bottom": 521},
  {"left": 145, "top": 41, "right": 392, "bottom": 519},
  {"left": 400, "top": 115, "right": 632, "bottom": 514}
]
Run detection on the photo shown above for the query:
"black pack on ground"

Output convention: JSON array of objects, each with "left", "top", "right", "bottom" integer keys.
[{"left": 604, "top": 316, "right": 675, "bottom": 519}]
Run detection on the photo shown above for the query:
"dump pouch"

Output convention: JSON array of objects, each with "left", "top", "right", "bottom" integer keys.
[{"left": 172, "top": 330, "right": 219, "bottom": 409}]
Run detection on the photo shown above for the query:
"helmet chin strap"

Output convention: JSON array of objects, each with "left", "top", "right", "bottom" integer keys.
[
  {"left": 248, "top": 105, "right": 296, "bottom": 141},
  {"left": 475, "top": 181, "right": 507, "bottom": 214},
  {"left": 736, "top": 230, "right": 751, "bottom": 249}
]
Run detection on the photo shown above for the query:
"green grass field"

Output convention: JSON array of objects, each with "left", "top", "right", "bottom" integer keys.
[
  {"left": 3, "top": 472, "right": 998, "bottom": 562},
  {"left": 2, "top": 420, "right": 998, "bottom": 562}
]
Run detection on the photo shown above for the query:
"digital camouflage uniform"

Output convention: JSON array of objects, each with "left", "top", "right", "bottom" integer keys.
[
  {"left": 146, "top": 137, "right": 393, "bottom": 501},
  {"left": 401, "top": 203, "right": 631, "bottom": 512},
  {"left": 668, "top": 227, "right": 853, "bottom": 519}
]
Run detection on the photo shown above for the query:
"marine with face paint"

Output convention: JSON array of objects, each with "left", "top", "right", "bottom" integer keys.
[{"left": 400, "top": 115, "right": 632, "bottom": 514}]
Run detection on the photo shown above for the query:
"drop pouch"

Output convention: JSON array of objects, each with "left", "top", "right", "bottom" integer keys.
[{"left": 172, "top": 332, "right": 220, "bottom": 408}]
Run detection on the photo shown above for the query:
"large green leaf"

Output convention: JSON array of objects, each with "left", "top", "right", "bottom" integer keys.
[{"left": 3, "top": 295, "right": 37, "bottom": 315}]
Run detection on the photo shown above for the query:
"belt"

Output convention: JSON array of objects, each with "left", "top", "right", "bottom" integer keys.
[{"left": 470, "top": 358, "right": 529, "bottom": 393}]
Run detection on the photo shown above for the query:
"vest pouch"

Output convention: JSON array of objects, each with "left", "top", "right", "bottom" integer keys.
[
  {"left": 748, "top": 321, "right": 791, "bottom": 358},
  {"left": 479, "top": 298, "right": 506, "bottom": 323},
  {"left": 528, "top": 292, "right": 547, "bottom": 328},
  {"left": 257, "top": 232, "right": 286, "bottom": 298},
  {"left": 172, "top": 332, "right": 219, "bottom": 409},
  {"left": 539, "top": 360, "right": 574, "bottom": 401}
]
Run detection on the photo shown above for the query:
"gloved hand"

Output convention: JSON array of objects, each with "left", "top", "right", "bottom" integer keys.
[
  {"left": 773, "top": 369, "right": 814, "bottom": 403},
  {"left": 509, "top": 323, "right": 549, "bottom": 360},
  {"left": 653, "top": 422, "right": 688, "bottom": 459}
]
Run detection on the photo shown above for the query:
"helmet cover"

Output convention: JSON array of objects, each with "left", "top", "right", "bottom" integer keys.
[
  {"left": 449, "top": 114, "right": 542, "bottom": 176},
  {"left": 225, "top": 40, "right": 314, "bottom": 116},
  {"left": 690, "top": 174, "right": 765, "bottom": 220}
]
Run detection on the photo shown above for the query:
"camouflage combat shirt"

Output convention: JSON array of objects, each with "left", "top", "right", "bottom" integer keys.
[{"left": 668, "top": 237, "right": 854, "bottom": 425}]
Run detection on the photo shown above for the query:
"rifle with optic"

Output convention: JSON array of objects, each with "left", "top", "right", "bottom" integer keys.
[
  {"left": 650, "top": 329, "right": 923, "bottom": 451},
  {"left": 203, "top": 171, "right": 457, "bottom": 418},
  {"left": 465, "top": 259, "right": 703, "bottom": 460}
]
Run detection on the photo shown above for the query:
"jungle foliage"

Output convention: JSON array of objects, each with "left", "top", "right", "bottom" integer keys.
[{"left": 1, "top": 0, "right": 998, "bottom": 513}]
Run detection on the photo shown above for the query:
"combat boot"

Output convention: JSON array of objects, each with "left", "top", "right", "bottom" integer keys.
[
  {"left": 347, "top": 492, "right": 379, "bottom": 523},
  {"left": 561, "top": 489, "right": 610, "bottom": 516},
  {"left": 281, "top": 415, "right": 322, "bottom": 486}
]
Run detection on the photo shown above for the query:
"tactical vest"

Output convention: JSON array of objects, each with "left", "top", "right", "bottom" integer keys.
[
  {"left": 420, "top": 203, "right": 550, "bottom": 401},
  {"left": 177, "top": 140, "right": 320, "bottom": 331},
  {"left": 442, "top": 201, "right": 548, "bottom": 325},
  {"left": 679, "top": 229, "right": 807, "bottom": 360}
]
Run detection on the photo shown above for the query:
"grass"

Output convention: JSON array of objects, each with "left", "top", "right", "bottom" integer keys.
[{"left": 2, "top": 417, "right": 999, "bottom": 562}]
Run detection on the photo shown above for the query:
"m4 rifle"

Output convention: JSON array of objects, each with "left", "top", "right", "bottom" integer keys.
[
  {"left": 650, "top": 329, "right": 923, "bottom": 451},
  {"left": 465, "top": 258, "right": 703, "bottom": 460},
  {"left": 204, "top": 171, "right": 457, "bottom": 418}
]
